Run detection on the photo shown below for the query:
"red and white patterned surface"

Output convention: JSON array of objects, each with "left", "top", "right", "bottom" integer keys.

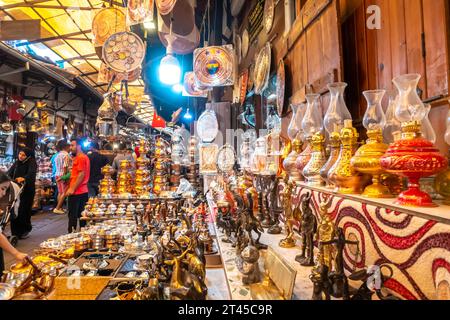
[{"left": 291, "top": 186, "right": 450, "bottom": 300}]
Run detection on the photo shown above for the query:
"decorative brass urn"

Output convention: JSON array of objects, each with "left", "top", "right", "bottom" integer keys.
[
  {"left": 295, "top": 138, "right": 312, "bottom": 181},
  {"left": 320, "top": 132, "right": 340, "bottom": 188},
  {"left": 303, "top": 132, "right": 327, "bottom": 186},
  {"left": 328, "top": 120, "right": 371, "bottom": 194},
  {"left": 351, "top": 129, "right": 392, "bottom": 198}
]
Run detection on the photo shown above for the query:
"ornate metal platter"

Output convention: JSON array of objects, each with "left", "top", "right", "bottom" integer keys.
[
  {"left": 264, "top": 0, "right": 275, "bottom": 33},
  {"left": 276, "top": 59, "right": 286, "bottom": 117},
  {"left": 254, "top": 43, "right": 271, "bottom": 95},
  {"left": 103, "top": 32, "right": 145, "bottom": 73},
  {"left": 156, "top": 0, "right": 177, "bottom": 15},
  {"left": 242, "top": 29, "right": 249, "bottom": 58},
  {"left": 194, "top": 45, "right": 235, "bottom": 87},
  {"left": 126, "top": 0, "right": 154, "bottom": 26},
  {"left": 92, "top": 7, "right": 127, "bottom": 47},
  {"left": 196, "top": 109, "right": 219, "bottom": 143},
  {"left": 183, "top": 72, "right": 208, "bottom": 97},
  {"left": 217, "top": 144, "right": 236, "bottom": 173}
]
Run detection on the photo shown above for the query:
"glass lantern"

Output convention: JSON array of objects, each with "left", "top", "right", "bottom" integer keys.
[
  {"left": 383, "top": 94, "right": 402, "bottom": 144},
  {"left": 324, "top": 82, "right": 352, "bottom": 135},
  {"left": 287, "top": 103, "right": 306, "bottom": 141},
  {"left": 420, "top": 104, "right": 436, "bottom": 143},
  {"left": 362, "top": 90, "right": 386, "bottom": 131},
  {"left": 393, "top": 74, "right": 426, "bottom": 123},
  {"left": 266, "top": 105, "right": 281, "bottom": 134},
  {"left": 302, "top": 94, "right": 324, "bottom": 138}
]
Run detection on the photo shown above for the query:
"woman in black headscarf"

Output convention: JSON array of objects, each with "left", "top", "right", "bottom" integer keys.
[{"left": 7, "top": 147, "right": 37, "bottom": 239}]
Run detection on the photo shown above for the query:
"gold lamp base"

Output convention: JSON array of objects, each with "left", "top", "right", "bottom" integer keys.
[{"left": 362, "top": 180, "right": 393, "bottom": 198}]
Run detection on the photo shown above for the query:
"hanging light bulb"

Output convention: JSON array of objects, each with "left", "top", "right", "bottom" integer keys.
[
  {"left": 183, "top": 108, "right": 193, "bottom": 120},
  {"left": 159, "top": 21, "right": 181, "bottom": 85}
]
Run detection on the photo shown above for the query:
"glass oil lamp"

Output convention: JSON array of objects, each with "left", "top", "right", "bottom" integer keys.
[
  {"left": 351, "top": 90, "right": 392, "bottom": 198},
  {"left": 296, "top": 94, "right": 323, "bottom": 180},
  {"left": 435, "top": 107, "right": 450, "bottom": 205},
  {"left": 421, "top": 104, "right": 436, "bottom": 144},
  {"left": 284, "top": 103, "right": 306, "bottom": 182},
  {"left": 381, "top": 74, "right": 448, "bottom": 207},
  {"left": 383, "top": 94, "right": 402, "bottom": 145},
  {"left": 328, "top": 120, "right": 371, "bottom": 194},
  {"left": 324, "top": 82, "right": 352, "bottom": 136},
  {"left": 303, "top": 131, "right": 327, "bottom": 186},
  {"left": 320, "top": 130, "right": 341, "bottom": 188}
]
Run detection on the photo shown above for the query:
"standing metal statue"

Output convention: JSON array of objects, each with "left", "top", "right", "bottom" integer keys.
[
  {"left": 321, "top": 227, "right": 359, "bottom": 299},
  {"left": 316, "top": 197, "right": 335, "bottom": 271},
  {"left": 279, "top": 177, "right": 296, "bottom": 248},
  {"left": 295, "top": 192, "right": 317, "bottom": 266}
]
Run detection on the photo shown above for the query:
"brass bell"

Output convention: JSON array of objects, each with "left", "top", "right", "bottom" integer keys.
[
  {"left": 31, "top": 109, "right": 40, "bottom": 121},
  {"left": 28, "top": 122, "right": 40, "bottom": 133},
  {"left": 17, "top": 122, "right": 27, "bottom": 134}
]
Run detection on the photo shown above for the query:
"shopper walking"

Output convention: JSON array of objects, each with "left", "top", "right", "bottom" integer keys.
[
  {"left": 87, "top": 141, "right": 109, "bottom": 198},
  {"left": 66, "top": 138, "right": 90, "bottom": 233},
  {"left": 7, "top": 147, "right": 37, "bottom": 239},
  {"left": 53, "top": 140, "right": 71, "bottom": 214},
  {"left": 0, "top": 171, "right": 28, "bottom": 273}
]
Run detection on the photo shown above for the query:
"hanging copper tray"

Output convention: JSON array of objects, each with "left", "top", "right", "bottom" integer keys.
[
  {"left": 264, "top": 0, "right": 275, "bottom": 33},
  {"left": 103, "top": 32, "right": 145, "bottom": 73},
  {"left": 276, "top": 59, "right": 286, "bottom": 117},
  {"left": 156, "top": 0, "right": 177, "bottom": 15},
  {"left": 254, "top": 43, "right": 271, "bottom": 95},
  {"left": 127, "top": 0, "right": 154, "bottom": 26},
  {"left": 183, "top": 72, "right": 208, "bottom": 97},
  {"left": 217, "top": 144, "right": 236, "bottom": 173},
  {"left": 239, "top": 69, "right": 249, "bottom": 106},
  {"left": 194, "top": 45, "right": 235, "bottom": 87},
  {"left": 92, "top": 7, "right": 127, "bottom": 47},
  {"left": 248, "top": 63, "right": 255, "bottom": 91},
  {"left": 235, "top": 34, "right": 242, "bottom": 63},
  {"left": 242, "top": 29, "right": 249, "bottom": 58}
]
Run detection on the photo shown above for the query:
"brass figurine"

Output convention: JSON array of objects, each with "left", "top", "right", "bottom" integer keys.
[
  {"left": 316, "top": 197, "right": 335, "bottom": 272},
  {"left": 279, "top": 178, "right": 296, "bottom": 248},
  {"left": 240, "top": 245, "right": 261, "bottom": 285}
]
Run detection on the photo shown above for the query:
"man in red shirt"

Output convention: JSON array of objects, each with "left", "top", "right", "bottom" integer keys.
[{"left": 66, "top": 137, "right": 90, "bottom": 233}]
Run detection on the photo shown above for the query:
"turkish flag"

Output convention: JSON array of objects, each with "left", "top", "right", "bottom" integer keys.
[
  {"left": 7, "top": 96, "right": 23, "bottom": 121},
  {"left": 151, "top": 111, "right": 166, "bottom": 128}
]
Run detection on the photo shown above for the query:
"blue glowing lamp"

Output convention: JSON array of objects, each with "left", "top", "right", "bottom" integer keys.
[{"left": 184, "top": 108, "right": 193, "bottom": 121}]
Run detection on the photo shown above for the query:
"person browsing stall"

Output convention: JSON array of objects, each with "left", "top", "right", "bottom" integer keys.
[
  {"left": 87, "top": 141, "right": 109, "bottom": 198},
  {"left": 66, "top": 138, "right": 90, "bottom": 233},
  {"left": 53, "top": 140, "right": 72, "bottom": 215},
  {"left": 0, "top": 171, "right": 28, "bottom": 273},
  {"left": 7, "top": 147, "right": 37, "bottom": 240}
]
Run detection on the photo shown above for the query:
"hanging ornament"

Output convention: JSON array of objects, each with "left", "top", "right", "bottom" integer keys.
[
  {"left": 127, "top": 0, "right": 154, "bottom": 26},
  {"left": 276, "top": 59, "right": 286, "bottom": 117},
  {"left": 264, "top": 0, "right": 275, "bottom": 33},
  {"left": 156, "top": 0, "right": 177, "bottom": 15},
  {"left": 92, "top": 7, "right": 127, "bottom": 47},
  {"left": 194, "top": 45, "right": 235, "bottom": 87},
  {"left": 254, "top": 43, "right": 271, "bottom": 95},
  {"left": 103, "top": 31, "right": 145, "bottom": 73}
]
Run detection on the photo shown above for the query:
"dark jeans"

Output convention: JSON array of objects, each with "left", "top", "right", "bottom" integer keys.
[
  {"left": 11, "top": 187, "right": 35, "bottom": 237},
  {"left": 67, "top": 193, "right": 88, "bottom": 233},
  {"left": 88, "top": 183, "right": 99, "bottom": 198}
]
